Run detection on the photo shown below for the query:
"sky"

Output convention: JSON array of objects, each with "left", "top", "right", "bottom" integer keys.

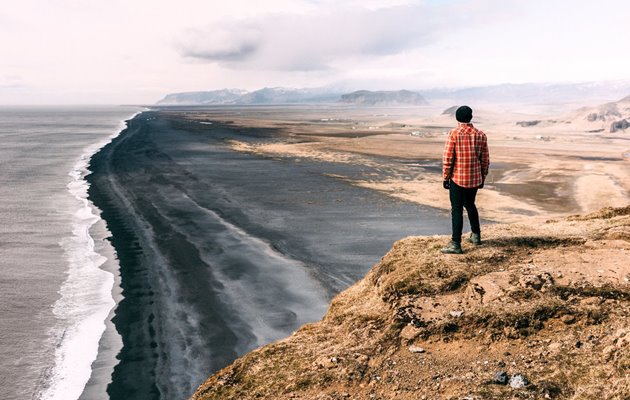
[{"left": 0, "top": 0, "right": 629, "bottom": 104}]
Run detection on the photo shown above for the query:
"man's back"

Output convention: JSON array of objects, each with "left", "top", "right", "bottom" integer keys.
[{"left": 442, "top": 123, "right": 489, "bottom": 188}]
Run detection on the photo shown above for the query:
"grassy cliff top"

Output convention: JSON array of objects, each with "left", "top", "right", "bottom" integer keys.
[{"left": 191, "top": 206, "right": 630, "bottom": 400}]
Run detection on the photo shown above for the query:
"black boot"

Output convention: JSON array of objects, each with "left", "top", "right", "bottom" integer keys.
[
  {"left": 468, "top": 232, "right": 481, "bottom": 246},
  {"left": 440, "top": 240, "right": 463, "bottom": 254}
]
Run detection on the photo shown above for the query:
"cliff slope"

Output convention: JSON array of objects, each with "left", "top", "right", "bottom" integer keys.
[{"left": 191, "top": 206, "right": 630, "bottom": 400}]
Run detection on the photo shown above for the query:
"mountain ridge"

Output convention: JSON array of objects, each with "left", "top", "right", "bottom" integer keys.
[
  {"left": 156, "top": 87, "right": 342, "bottom": 105},
  {"left": 156, "top": 81, "right": 630, "bottom": 106},
  {"left": 339, "top": 90, "right": 428, "bottom": 106}
]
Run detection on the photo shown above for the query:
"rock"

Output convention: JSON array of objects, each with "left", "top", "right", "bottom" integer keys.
[
  {"left": 516, "top": 120, "right": 541, "bottom": 127},
  {"left": 610, "top": 119, "right": 630, "bottom": 133},
  {"left": 548, "top": 342, "right": 562, "bottom": 353},
  {"left": 492, "top": 371, "right": 509, "bottom": 385},
  {"left": 355, "top": 354, "right": 370, "bottom": 364},
  {"left": 580, "top": 297, "right": 602, "bottom": 307},
  {"left": 504, "top": 327, "right": 519, "bottom": 339},
  {"left": 509, "top": 374, "right": 529, "bottom": 388},
  {"left": 449, "top": 310, "right": 464, "bottom": 318},
  {"left": 316, "top": 356, "right": 339, "bottom": 369},
  {"left": 587, "top": 112, "right": 601, "bottom": 122},
  {"left": 518, "top": 273, "right": 554, "bottom": 291},
  {"left": 442, "top": 105, "right": 458, "bottom": 115},
  {"left": 400, "top": 325, "right": 422, "bottom": 341},
  {"left": 409, "top": 345, "right": 426, "bottom": 354},
  {"left": 561, "top": 314, "right": 576, "bottom": 324}
]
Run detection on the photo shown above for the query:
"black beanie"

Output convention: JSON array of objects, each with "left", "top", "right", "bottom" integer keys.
[{"left": 455, "top": 106, "right": 473, "bottom": 123}]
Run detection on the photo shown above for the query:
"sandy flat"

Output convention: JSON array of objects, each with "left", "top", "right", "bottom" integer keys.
[{"left": 172, "top": 104, "right": 630, "bottom": 223}]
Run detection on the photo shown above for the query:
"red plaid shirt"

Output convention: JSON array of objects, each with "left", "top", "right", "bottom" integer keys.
[{"left": 442, "top": 123, "right": 489, "bottom": 188}]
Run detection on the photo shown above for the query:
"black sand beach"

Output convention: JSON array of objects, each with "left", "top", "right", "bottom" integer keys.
[{"left": 86, "top": 110, "right": 449, "bottom": 399}]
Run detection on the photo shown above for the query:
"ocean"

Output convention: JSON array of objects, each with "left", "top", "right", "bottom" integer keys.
[{"left": 0, "top": 106, "right": 139, "bottom": 400}]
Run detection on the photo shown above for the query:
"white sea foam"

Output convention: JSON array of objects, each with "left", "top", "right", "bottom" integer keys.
[{"left": 39, "top": 112, "right": 141, "bottom": 400}]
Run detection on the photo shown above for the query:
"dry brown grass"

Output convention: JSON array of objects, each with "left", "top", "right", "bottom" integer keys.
[{"left": 191, "top": 207, "right": 630, "bottom": 400}]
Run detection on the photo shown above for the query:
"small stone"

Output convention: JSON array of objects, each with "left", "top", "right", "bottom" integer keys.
[
  {"left": 548, "top": 342, "right": 562, "bottom": 353},
  {"left": 509, "top": 374, "right": 529, "bottom": 388},
  {"left": 315, "top": 356, "right": 338, "bottom": 369},
  {"left": 400, "top": 325, "right": 422, "bottom": 341},
  {"left": 561, "top": 314, "right": 576, "bottom": 324},
  {"left": 518, "top": 273, "right": 553, "bottom": 291},
  {"left": 504, "top": 327, "right": 519, "bottom": 339},
  {"left": 355, "top": 354, "right": 369, "bottom": 364},
  {"left": 409, "top": 345, "right": 426, "bottom": 353},
  {"left": 449, "top": 310, "right": 464, "bottom": 318},
  {"left": 492, "top": 371, "right": 508, "bottom": 385}
]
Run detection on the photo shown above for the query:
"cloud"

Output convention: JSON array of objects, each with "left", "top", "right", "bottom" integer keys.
[
  {"left": 175, "top": 3, "right": 463, "bottom": 71},
  {"left": 177, "top": 26, "right": 262, "bottom": 61},
  {"left": 0, "top": 75, "right": 26, "bottom": 89}
]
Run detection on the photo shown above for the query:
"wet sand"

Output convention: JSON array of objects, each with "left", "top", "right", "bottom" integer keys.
[{"left": 87, "top": 110, "right": 450, "bottom": 399}]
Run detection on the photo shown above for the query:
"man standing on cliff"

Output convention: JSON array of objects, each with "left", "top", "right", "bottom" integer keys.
[{"left": 440, "top": 105, "right": 489, "bottom": 254}]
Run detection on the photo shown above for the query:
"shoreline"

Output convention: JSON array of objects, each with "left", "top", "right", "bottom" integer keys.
[
  {"left": 78, "top": 113, "right": 142, "bottom": 400},
  {"left": 85, "top": 110, "right": 451, "bottom": 399},
  {"left": 40, "top": 111, "right": 140, "bottom": 400}
]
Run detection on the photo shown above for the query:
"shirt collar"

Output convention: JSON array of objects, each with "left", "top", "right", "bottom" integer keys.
[{"left": 458, "top": 122, "right": 473, "bottom": 127}]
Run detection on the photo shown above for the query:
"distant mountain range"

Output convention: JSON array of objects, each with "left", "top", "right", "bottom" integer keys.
[
  {"left": 156, "top": 87, "right": 342, "bottom": 105},
  {"left": 157, "top": 89, "right": 248, "bottom": 105},
  {"left": 156, "top": 88, "right": 427, "bottom": 106},
  {"left": 156, "top": 81, "right": 630, "bottom": 106},
  {"left": 422, "top": 81, "right": 630, "bottom": 104},
  {"left": 339, "top": 90, "right": 427, "bottom": 106}
]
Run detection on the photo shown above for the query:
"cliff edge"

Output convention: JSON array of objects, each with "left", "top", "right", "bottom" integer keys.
[{"left": 191, "top": 206, "right": 630, "bottom": 400}]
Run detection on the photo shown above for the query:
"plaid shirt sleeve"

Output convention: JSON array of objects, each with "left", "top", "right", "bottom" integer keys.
[{"left": 442, "top": 130, "right": 456, "bottom": 181}]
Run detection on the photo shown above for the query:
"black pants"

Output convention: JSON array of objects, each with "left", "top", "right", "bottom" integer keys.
[{"left": 449, "top": 181, "right": 480, "bottom": 243}]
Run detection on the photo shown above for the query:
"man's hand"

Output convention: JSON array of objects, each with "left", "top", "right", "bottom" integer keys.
[
  {"left": 479, "top": 177, "right": 485, "bottom": 189},
  {"left": 443, "top": 180, "right": 450, "bottom": 190}
]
